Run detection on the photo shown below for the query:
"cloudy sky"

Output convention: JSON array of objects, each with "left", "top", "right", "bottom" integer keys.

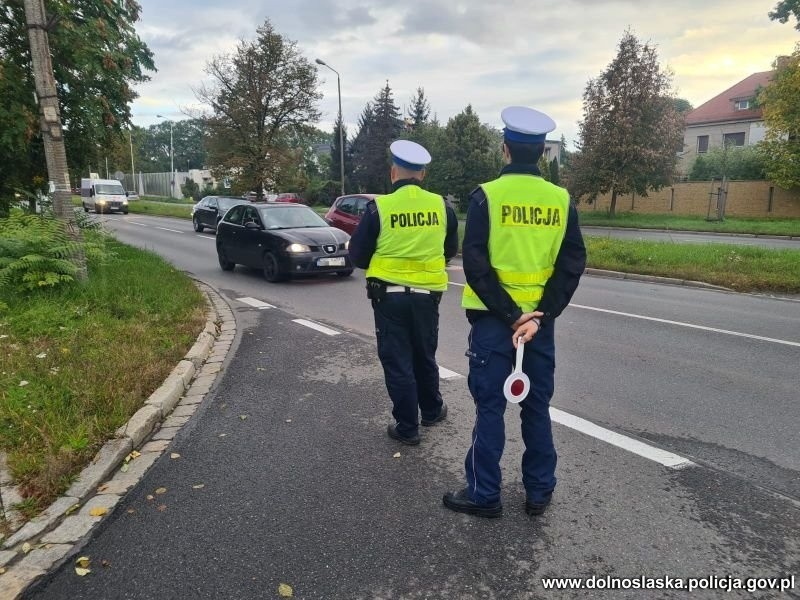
[{"left": 132, "top": 0, "right": 798, "bottom": 147}]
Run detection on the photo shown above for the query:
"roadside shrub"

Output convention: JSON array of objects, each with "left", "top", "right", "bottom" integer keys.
[{"left": 0, "top": 210, "right": 109, "bottom": 297}]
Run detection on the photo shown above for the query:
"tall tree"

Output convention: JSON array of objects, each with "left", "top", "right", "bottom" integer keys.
[
  {"left": 195, "top": 19, "right": 321, "bottom": 197},
  {"left": 758, "top": 48, "right": 800, "bottom": 188},
  {"left": 672, "top": 98, "right": 694, "bottom": 114},
  {"left": 769, "top": 0, "right": 800, "bottom": 30},
  {"left": 408, "top": 87, "right": 431, "bottom": 128},
  {"left": 0, "top": 0, "right": 154, "bottom": 208},
  {"left": 138, "top": 119, "right": 207, "bottom": 173},
  {"left": 351, "top": 83, "right": 402, "bottom": 193},
  {"left": 434, "top": 105, "right": 503, "bottom": 206},
  {"left": 571, "top": 31, "right": 684, "bottom": 216},
  {"left": 549, "top": 157, "right": 560, "bottom": 185}
]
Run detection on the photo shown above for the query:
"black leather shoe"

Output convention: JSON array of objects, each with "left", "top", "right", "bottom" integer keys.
[
  {"left": 421, "top": 403, "right": 448, "bottom": 426},
  {"left": 387, "top": 424, "right": 420, "bottom": 446},
  {"left": 525, "top": 497, "right": 551, "bottom": 516},
  {"left": 442, "top": 488, "right": 502, "bottom": 518}
]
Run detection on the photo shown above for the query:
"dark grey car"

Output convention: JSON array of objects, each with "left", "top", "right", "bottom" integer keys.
[
  {"left": 192, "top": 196, "right": 245, "bottom": 232},
  {"left": 216, "top": 204, "right": 352, "bottom": 282}
]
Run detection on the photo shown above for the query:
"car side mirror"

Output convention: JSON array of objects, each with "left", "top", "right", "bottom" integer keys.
[
  {"left": 245, "top": 221, "right": 261, "bottom": 230},
  {"left": 89, "top": 189, "right": 94, "bottom": 197},
  {"left": 210, "top": 206, "right": 218, "bottom": 212}
]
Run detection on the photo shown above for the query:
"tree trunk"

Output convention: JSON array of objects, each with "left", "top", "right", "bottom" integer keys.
[
  {"left": 23, "top": 0, "right": 87, "bottom": 280},
  {"left": 609, "top": 187, "right": 618, "bottom": 218}
]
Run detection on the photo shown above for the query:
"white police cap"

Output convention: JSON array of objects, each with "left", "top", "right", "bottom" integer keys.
[
  {"left": 501, "top": 106, "right": 556, "bottom": 143},
  {"left": 390, "top": 140, "right": 431, "bottom": 171}
]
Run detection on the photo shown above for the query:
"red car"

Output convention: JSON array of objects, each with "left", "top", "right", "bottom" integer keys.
[
  {"left": 324, "top": 194, "right": 377, "bottom": 234},
  {"left": 274, "top": 192, "right": 305, "bottom": 204}
]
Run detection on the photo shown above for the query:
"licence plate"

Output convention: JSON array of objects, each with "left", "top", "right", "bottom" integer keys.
[{"left": 317, "top": 257, "right": 345, "bottom": 267}]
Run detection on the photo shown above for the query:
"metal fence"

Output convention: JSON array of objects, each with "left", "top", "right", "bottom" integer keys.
[{"left": 115, "top": 171, "right": 190, "bottom": 199}]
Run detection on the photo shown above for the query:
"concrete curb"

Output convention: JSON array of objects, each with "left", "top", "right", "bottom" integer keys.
[
  {"left": 0, "top": 282, "right": 237, "bottom": 598},
  {"left": 584, "top": 268, "right": 732, "bottom": 291},
  {"left": 580, "top": 225, "right": 800, "bottom": 241}
]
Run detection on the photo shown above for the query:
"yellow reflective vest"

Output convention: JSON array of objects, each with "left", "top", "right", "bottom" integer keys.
[
  {"left": 462, "top": 174, "right": 569, "bottom": 312},
  {"left": 365, "top": 184, "right": 448, "bottom": 291}
]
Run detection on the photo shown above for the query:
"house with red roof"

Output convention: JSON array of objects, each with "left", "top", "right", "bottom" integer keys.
[{"left": 679, "top": 71, "right": 773, "bottom": 174}]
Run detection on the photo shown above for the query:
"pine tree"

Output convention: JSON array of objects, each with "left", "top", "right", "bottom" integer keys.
[
  {"left": 549, "top": 158, "right": 560, "bottom": 185},
  {"left": 351, "top": 82, "right": 402, "bottom": 193},
  {"left": 408, "top": 87, "right": 431, "bottom": 128}
]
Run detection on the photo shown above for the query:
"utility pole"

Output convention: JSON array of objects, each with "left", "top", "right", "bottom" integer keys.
[{"left": 23, "top": 0, "right": 86, "bottom": 279}]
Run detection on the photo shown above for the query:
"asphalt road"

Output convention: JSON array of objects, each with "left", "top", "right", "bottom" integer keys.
[{"left": 25, "top": 213, "right": 800, "bottom": 599}]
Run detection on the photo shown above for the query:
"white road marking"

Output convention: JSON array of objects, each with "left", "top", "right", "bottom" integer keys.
[
  {"left": 129, "top": 221, "right": 149, "bottom": 227},
  {"left": 155, "top": 226, "right": 184, "bottom": 234},
  {"left": 237, "top": 297, "right": 274, "bottom": 310},
  {"left": 438, "top": 366, "right": 463, "bottom": 380},
  {"left": 292, "top": 319, "right": 341, "bottom": 336},
  {"left": 199, "top": 235, "right": 216, "bottom": 241},
  {"left": 571, "top": 304, "right": 800, "bottom": 348},
  {"left": 550, "top": 408, "right": 693, "bottom": 469}
]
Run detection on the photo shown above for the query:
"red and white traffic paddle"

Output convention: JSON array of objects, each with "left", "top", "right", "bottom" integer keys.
[{"left": 503, "top": 337, "right": 530, "bottom": 403}]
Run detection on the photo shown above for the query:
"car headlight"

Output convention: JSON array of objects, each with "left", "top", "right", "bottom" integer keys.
[
  {"left": 287, "top": 243, "right": 310, "bottom": 253},
  {"left": 97, "top": 198, "right": 106, "bottom": 204},
  {"left": 122, "top": 200, "right": 128, "bottom": 204}
]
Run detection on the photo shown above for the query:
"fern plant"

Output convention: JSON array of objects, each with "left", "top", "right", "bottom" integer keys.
[{"left": 0, "top": 210, "right": 110, "bottom": 296}]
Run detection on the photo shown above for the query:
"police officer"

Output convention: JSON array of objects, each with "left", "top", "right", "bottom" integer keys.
[
  {"left": 442, "top": 107, "right": 586, "bottom": 517},
  {"left": 349, "top": 140, "right": 459, "bottom": 446}
]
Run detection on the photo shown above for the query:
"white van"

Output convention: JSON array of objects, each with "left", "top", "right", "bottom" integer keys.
[{"left": 81, "top": 178, "right": 129, "bottom": 214}]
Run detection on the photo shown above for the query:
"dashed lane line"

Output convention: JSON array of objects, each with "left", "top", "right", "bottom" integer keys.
[
  {"left": 292, "top": 319, "right": 342, "bottom": 336},
  {"left": 438, "top": 366, "right": 463, "bottom": 380},
  {"left": 199, "top": 235, "right": 216, "bottom": 241},
  {"left": 155, "top": 226, "right": 184, "bottom": 234},
  {"left": 571, "top": 304, "right": 800, "bottom": 348},
  {"left": 236, "top": 297, "right": 275, "bottom": 310}
]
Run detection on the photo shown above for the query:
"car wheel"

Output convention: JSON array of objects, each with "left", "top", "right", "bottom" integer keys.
[
  {"left": 336, "top": 269, "right": 354, "bottom": 277},
  {"left": 193, "top": 217, "right": 204, "bottom": 232},
  {"left": 263, "top": 252, "right": 287, "bottom": 283},
  {"left": 122, "top": 209, "right": 129, "bottom": 215},
  {"left": 82, "top": 203, "right": 89, "bottom": 213},
  {"left": 217, "top": 246, "right": 235, "bottom": 271},
  {"left": 94, "top": 205, "right": 102, "bottom": 214}
]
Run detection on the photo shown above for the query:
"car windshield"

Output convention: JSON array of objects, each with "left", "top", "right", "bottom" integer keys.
[
  {"left": 259, "top": 206, "right": 327, "bottom": 229},
  {"left": 218, "top": 198, "right": 240, "bottom": 211},
  {"left": 95, "top": 184, "right": 125, "bottom": 195}
]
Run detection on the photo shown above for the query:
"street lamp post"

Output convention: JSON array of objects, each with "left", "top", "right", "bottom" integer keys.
[
  {"left": 315, "top": 58, "right": 345, "bottom": 197},
  {"left": 156, "top": 114, "right": 174, "bottom": 198},
  {"left": 129, "top": 129, "right": 136, "bottom": 193}
]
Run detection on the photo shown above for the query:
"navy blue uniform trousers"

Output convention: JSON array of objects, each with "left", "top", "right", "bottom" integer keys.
[
  {"left": 464, "top": 314, "right": 557, "bottom": 505},
  {"left": 373, "top": 292, "right": 444, "bottom": 438}
]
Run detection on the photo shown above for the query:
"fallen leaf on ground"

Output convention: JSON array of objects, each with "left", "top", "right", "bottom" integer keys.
[
  {"left": 0, "top": 567, "right": 5, "bottom": 574},
  {"left": 239, "top": 415, "right": 248, "bottom": 420},
  {"left": 155, "top": 487, "right": 167, "bottom": 495},
  {"left": 278, "top": 583, "right": 293, "bottom": 597},
  {"left": 19, "top": 380, "right": 28, "bottom": 387},
  {"left": 101, "top": 560, "right": 111, "bottom": 568},
  {"left": 22, "top": 543, "right": 32, "bottom": 554},
  {"left": 393, "top": 452, "right": 401, "bottom": 458},
  {"left": 192, "top": 484, "right": 205, "bottom": 489},
  {"left": 75, "top": 567, "right": 91, "bottom": 577},
  {"left": 127, "top": 508, "right": 136, "bottom": 514},
  {"left": 36, "top": 352, "right": 47, "bottom": 359},
  {"left": 170, "top": 453, "right": 181, "bottom": 459},
  {"left": 218, "top": 433, "right": 227, "bottom": 437},
  {"left": 120, "top": 463, "right": 129, "bottom": 473},
  {"left": 64, "top": 503, "right": 80, "bottom": 516},
  {"left": 75, "top": 556, "right": 90, "bottom": 568},
  {"left": 157, "top": 504, "right": 167, "bottom": 512},
  {"left": 96, "top": 484, "right": 109, "bottom": 493},
  {"left": 146, "top": 495, "right": 154, "bottom": 501},
  {"left": 89, "top": 507, "right": 108, "bottom": 517}
]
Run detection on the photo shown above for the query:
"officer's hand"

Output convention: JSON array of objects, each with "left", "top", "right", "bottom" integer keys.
[
  {"left": 513, "top": 320, "right": 540, "bottom": 348},
  {"left": 511, "top": 311, "right": 544, "bottom": 330}
]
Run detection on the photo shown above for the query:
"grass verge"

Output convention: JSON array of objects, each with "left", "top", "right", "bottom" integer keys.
[
  {"left": 585, "top": 237, "right": 800, "bottom": 293},
  {"left": 577, "top": 212, "right": 800, "bottom": 237},
  {"left": 0, "top": 238, "right": 207, "bottom": 513}
]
